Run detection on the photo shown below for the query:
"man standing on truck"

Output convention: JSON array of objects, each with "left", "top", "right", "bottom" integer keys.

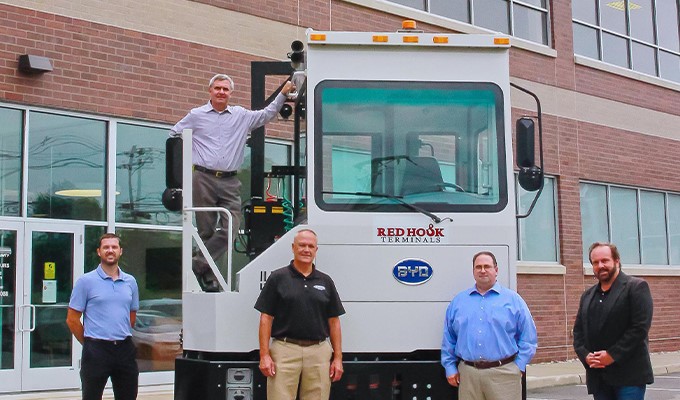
[
  {"left": 441, "top": 251, "right": 537, "bottom": 400},
  {"left": 171, "top": 74, "right": 294, "bottom": 292},
  {"left": 255, "top": 229, "right": 345, "bottom": 400},
  {"left": 573, "top": 242, "right": 653, "bottom": 400}
]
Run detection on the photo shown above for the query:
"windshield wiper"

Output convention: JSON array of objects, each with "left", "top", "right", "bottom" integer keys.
[{"left": 322, "top": 190, "right": 443, "bottom": 224}]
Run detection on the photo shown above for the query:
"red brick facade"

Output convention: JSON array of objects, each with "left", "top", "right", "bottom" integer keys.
[{"left": 2, "top": 1, "right": 679, "bottom": 365}]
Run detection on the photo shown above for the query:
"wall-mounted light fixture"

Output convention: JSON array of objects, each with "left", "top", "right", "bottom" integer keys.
[{"left": 18, "top": 54, "right": 53, "bottom": 74}]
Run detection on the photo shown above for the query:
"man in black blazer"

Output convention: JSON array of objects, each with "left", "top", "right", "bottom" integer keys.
[{"left": 573, "top": 242, "right": 654, "bottom": 400}]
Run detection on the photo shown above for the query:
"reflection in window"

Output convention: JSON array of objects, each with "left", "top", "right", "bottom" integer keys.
[
  {"left": 116, "top": 124, "right": 180, "bottom": 226},
  {"left": 632, "top": 42, "right": 657, "bottom": 76},
  {"left": 0, "top": 230, "right": 16, "bottom": 370},
  {"left": 386, "top": 0, "right": 550, "bottom": 45},
  {"left": 602, "top": 32, "right": 630, "bottom": 68},
  {"left": 116, "top": 228, "right": 182, "bottom": 372},
  {"left": 599, "top": 0, "right": 626, "bottom": 34},
  {"left": 30, "top": 231, "right": 74, "bottom": 368},
  {"left": 669, "top": 194, "right": 680, "bottom": 264},
  {"left": 640, "top": 191, "right": 667, "bottom": 264},
  {"left": 580, "top": 182, "right": 680, "bottom": 266},
  {"left": 573, "top": 0, "right": 680, "bottom": 83},
  {"left": 580, "top": 183, "right": 609, "bottom": 262},
  {"left": 517, "top": 176, "right": 558, "bottom": 262},
  {"left": 610, "top": 187, "right": 640, "bottom": 264},
  {"left": 573, "top": 23, "right": 600, "bottom": 59},
  {"left": 317, "top": 81, "right": 505, "bottom": 212},
  {"left": 0, "top": 108, "right": 22, "bottom": 217},
  {"left": 27, "top": 112, "right": 106, "bottom": 221},
  {"left": 475, "top": 0, "right": 510, "bottom": 34}
]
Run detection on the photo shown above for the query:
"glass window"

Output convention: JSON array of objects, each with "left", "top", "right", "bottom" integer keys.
[
  {"left": 629, "top": 0, "right": 654, "bottom": 42},
  {"left": 474, "top": 0, "right": 511, "bottom": 34},
  {"left": 513, "top": 4, "right": 549, "bottom": 44},
  {"left": 632, "top": 42, "right": 657, "bottom": 75},
  {"left": 602, "top": 32, "right": 630, "bottom": 68},
  {"left": 657, "top": 1, "right": 680, "bottom": 52},
  {"left": 0, "top": 229, "right": 17, "bottom": 370},
  {"left": 430, "top": 0, "right": 470, "bottom": 22},
  {"left": 669, "top": 194, "right": 680, "bottom": 264},
  {"left": 640, "top": 191, "right": 668, "bottom": 264},
  {"left": 580, "top": 183, "right": 609, "bottom": 261},
  {"left": 573, "top": 0, "right": 680, "bottom": 82},
  {"left": 316, "top": 81, "right": 506, "bottom": 213},
  {"left": 0, "top": 108, "right": 23, "bottom": 217},
  {"left": 27, "top": 112, "right": 106, "bottom": 221},
  {"left": 116, "top": 124, "right": 180, "bottom": 226},
  {"left": 599, "top": 0, "right": 627, "bottom": 34},
  {"left": 518, "top": 176, "right": 558, "bottom": 262},
  {"left": 659, "top": 51, "right": 680, "bottom": 83},
  {"left": 610, "top": 186, "right": 641, "bottom": 264},
  {"left": 573, "top": 0, "right": 597, "bottom": 24},
  {"left": 574, "top": 23, "right": 601, "bottom": 59},
  {"left": 390, "top": 0, "right": 426, "bottom": 10},
  {"left": 116, "top": 228, "right": 182, "bottom": 372}
]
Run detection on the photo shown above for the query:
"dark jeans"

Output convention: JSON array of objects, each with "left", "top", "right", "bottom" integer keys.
[
  {"left": 81, "top": 337, "right": 139, "bottom": 400},
  {"left": 593, "top": 384, "right": 646, "bottom": 400}
]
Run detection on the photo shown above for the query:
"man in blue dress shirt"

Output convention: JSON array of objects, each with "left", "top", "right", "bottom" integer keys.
[
  {"left": 66, "top": 233, "right": 140, "bottom": 400},
  {"left": 441, "top": 251, "right": 537, "bottom": 399}
]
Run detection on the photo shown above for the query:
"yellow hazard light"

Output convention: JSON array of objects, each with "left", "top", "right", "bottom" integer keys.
[
  {"left": 494, "top": 37, "right": 510, "bottom": 45},
  {"left": 271, "top": 207, "right": 284, "bottom": 214},
  {"left": 310, "top": 33, "right": 327, "bottom": 41},
  {"left": 433, "top": 36, "right": 449, "bottom": 44},
  {"left": 253, "top": 206, "right": 266, "bottom": 213},
  {"left": 373, "top": 35, "right": 389, "bottom": 43},
  {"left": 403, "top": 36, "right": 419, "bottom": 43},
  {"left": 402, "top": 20, "right": 417, "bottom": 30}
]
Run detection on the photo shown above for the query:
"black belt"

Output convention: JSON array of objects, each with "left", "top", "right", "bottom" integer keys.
[
  {"left": 85, "top": 336, "right": 131, "bottom": 346},
  {"left": 193, "top": 165, "right": 237, "bottom": 178},
  {"left": 275, "top": 337, "right": 325, "bottom": 347},
  {"left": 463, "top": 354, "right": 516, "bottom": 369}
]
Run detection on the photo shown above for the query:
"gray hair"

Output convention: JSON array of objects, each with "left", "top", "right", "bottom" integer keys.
[{"left": 209, "top": 74, "right": 234, "bottom": 91}]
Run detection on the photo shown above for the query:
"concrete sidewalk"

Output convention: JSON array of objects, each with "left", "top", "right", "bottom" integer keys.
[{"left": 3, "top": 351, "right": 679, "bottom": 399}]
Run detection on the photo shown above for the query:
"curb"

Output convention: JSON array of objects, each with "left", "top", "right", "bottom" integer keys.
[{"left": 527, "top": 373, "right": 584, "bottom": 390}]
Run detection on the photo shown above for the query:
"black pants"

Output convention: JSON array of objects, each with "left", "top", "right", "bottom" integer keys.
[{"left": 81, "top": 337, "right": 139, "bottom": 400}]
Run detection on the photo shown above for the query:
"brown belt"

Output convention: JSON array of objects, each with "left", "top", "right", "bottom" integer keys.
[
  {"left": 193, "top": 165, "right": 237, "bottom": 178},
  {"left": 275, "top": 337, "right": 325, "bottom": 347},
  {"left": 463, "top": 354, "right": 516, "bottom": 369}
]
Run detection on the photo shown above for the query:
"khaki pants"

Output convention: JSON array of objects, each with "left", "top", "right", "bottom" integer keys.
[
  {"left": 267, "top": 339, "right": 333, "bottom": 400},
  {"left": 458, "top": 361, "right": 522, "bottom": 400}
]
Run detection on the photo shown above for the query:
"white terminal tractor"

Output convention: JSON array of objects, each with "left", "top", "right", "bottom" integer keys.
[{"left": 170, "top": 20, "right": 544, "bottom": 400}]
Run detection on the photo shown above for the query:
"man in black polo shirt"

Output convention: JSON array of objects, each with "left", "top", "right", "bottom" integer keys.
[{"left": 255, "top": 229, "right": 345, "bottom": 400}]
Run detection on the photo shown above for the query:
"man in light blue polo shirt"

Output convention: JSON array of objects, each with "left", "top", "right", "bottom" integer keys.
[
  {"left": 171, "top": 74, "right": 294, "bottom": 292},
  {"left": 66, "top": 233, "right": 139, "bottom": 400},
  {"left": 441, "top": 251, "right": 537, "bottom": 400}
]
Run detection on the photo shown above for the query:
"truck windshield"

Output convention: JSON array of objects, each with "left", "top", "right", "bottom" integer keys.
[{"left": 314, "top": 80, "right": 507, "bottom": 213}]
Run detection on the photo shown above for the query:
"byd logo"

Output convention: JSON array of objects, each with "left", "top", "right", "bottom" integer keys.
[{"left": 392, "top": 258, "right": 433, "bottom": 285}]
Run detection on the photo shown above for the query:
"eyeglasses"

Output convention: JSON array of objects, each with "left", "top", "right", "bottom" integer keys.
[{"left": 474, "top": 265, "right": 495, "bottom": 272}]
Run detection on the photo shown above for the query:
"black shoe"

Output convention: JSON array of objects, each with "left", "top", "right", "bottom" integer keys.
[{"left": 194, "top": 272, "right": 220, "bottom": 292}]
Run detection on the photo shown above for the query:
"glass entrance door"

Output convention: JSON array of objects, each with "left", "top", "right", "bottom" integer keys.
[
  {"left": 0, "top": 222, "right": 22, "bottom": 393},
  {"left": 20, "top": 222, "right": 83, "bottom": 391}
]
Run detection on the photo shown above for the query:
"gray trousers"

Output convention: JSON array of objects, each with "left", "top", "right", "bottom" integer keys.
[{"left": 192, "top": 170, "right": 241, "bottom": 271}]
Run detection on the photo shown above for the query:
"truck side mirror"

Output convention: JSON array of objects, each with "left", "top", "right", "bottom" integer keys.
[
  {"left": 163, "top": 137, "right": 183, "bottom": 212},
  {"left": 516, "top": 118, "right": 543, "bottom": 192},
  {"left": 166, "top": 137, "right": 183, "bottom": 189}
]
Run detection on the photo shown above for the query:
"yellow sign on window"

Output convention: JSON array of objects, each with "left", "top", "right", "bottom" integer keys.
[{"left": 44, "top": 262, "right": 56, "bottom": 280}]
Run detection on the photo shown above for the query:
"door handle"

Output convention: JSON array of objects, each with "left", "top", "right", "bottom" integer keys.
[{"left": 18, "top": 304, "right": 36, "bottom": 332}]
